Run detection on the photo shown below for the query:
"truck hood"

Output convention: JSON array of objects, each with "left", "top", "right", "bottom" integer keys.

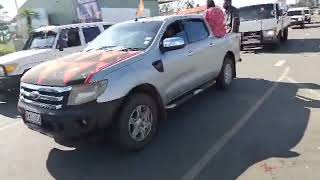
[
  {"left": 0, "top": 49, "right": 51, "bottom": 65},
  {"left": 240, "top": 19, "right": 277, "bottom": 32},
  {"left": 21, "top": 50, "right": 142, "bottom": 86}
]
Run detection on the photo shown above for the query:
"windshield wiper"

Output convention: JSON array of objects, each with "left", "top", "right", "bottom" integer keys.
[
  {"left": 85, "top": 45, "right": 118, "bottom": 52},
  {"left": 119, "top": 47, "right": 144, "bottom": 51}
]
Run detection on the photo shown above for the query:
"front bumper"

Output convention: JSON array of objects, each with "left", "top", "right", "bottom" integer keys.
[
  {"left": 290, "top": 20, "right": 304, "bottom": 26},
  {"left": 18, "top": 98, "right": 123, "bottom": 139},
  {"left": 0, "top": 75, "right": 22, "bottom": 92},
  {"left": 241, "top": 33, "right": 278, "bottom": 46}
]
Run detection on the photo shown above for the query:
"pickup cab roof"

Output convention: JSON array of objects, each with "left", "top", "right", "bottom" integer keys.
[
  {"left": 33, "top": 22, "right": 114, "bottom": 33},
  {"left": 131, "top": 14, "right": 204, "bottom": 23}
]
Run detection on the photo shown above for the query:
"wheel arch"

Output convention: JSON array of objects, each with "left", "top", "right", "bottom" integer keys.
[{"left": 126, "top": 83, "right": 166, "bottom": 121}]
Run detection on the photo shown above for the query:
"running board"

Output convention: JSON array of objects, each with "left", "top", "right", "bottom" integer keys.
[{"left": 165, "top": 80, "right": 216, "bottom": 110}]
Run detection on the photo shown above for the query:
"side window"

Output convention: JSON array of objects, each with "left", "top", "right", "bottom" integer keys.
[
  {"left": 66, "top": 28, "right": 81, "bottom": 47},
  {"left": 82, "top": 26, "right": 101, "bottom": 43},
  {"left": 161, "top": 21, "right": 188, "bottom": 43},
  {"left": 103, "top": 25, "right": 111, "bottom": 30},
  {"left": 183, "top": 19, "right": 209, "bottom": 43}
]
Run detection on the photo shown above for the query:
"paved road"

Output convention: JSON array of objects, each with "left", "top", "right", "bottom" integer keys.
[{"left": 1, "top": 23, "right": 320, "bottom": 180}]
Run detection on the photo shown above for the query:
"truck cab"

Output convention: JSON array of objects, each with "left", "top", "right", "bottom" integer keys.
[
  {"left": 239, "top": 2, "right": 290, "bottom": 49},
  {"left": 288, "top": 7, "right": 306, "bottom": 28}
]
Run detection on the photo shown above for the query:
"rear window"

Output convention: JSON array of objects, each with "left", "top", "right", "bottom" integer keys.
[
  {"left": 103, "top": 25, "right": 111, "bottom": 30},
  {"left": 183, "top": 19, "right": 209, "bottom": 43},
  {"left": 82, "top": 26, "right": 101, "bottom": 43},
  {"left": 304, "top": 10, "right": 310, "bottom": 14}
]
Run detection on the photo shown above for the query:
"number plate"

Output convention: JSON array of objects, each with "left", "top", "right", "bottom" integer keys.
[{"left": 25, "top": 111, "right": 42, "bottom": 125}]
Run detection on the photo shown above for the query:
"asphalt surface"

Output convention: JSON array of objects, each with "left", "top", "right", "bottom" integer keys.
[{"left": 1, "top": 22, "right": 320, "bottom": 180}]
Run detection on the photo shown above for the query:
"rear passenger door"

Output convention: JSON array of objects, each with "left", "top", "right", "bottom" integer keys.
[{"left": 182, "top": 18, "right": 223, "bottom": 84}]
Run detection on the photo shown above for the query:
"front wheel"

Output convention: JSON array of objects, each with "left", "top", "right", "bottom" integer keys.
[
  {"left": 216, "top": 57, "right": 235, "bottom": 90},
  {"left": 113, "top": 93, "right": 159, "bottom": 151},
  {"left": 280, "top": 28, "right": 288, "bottom": 42}
]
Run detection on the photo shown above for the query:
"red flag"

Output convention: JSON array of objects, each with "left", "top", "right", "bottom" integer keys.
[{"left": 136, "top": 0, "right": 145, "bottom": 17}]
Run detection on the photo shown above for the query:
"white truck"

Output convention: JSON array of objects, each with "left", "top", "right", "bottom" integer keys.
[
  {"left": 238, "top": 1, "right": 291, "bottom": 49},
  {"left": 0, "top": 22, "right": 113, "bottom": 93}
]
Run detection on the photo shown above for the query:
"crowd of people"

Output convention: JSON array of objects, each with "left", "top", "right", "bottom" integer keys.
[{"left": 204, "top": 0, "right": 240, "bottom": 38}]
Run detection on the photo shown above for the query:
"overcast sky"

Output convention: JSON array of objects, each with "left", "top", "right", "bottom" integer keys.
[{"left": 1, "top": 0, "right": 297, "bottom": 18}]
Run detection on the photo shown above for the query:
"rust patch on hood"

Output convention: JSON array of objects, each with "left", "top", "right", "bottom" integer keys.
[{"left": 21, "top": 50, "right": 142, "bottom": 86}]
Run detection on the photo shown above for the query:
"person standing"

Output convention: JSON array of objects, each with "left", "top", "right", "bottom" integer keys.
[
  {"left": 223, "top": 0, "right": 240, "bottom": 33},
  {"left": 204, "top": 0, "right": 226, "bottom": 38}
]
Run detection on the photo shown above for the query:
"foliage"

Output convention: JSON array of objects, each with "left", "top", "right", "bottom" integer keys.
[
  {"left": 0, "top": 44, "right": 15, "bottom": 56},
  {"left": 20, "top": 9, "right": 39, "bottom": 33},
  {"left": 0, "top": 4, "right": 3, "bottom": 9},
  {"left": 0, "top": 23, "right": 12, "bottom": 43},
  {"left": 160, "top": 0, "right": 196, "bottom": 15},
  {"left": 296, "top": 0, "right": 317, "bottom": 7}
]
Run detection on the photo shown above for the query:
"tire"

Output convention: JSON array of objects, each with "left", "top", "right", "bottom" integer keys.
[
  {"left": 280, "top": 28, "right": 288, "bottom": 42},
  {"left": 216, "top": 56, "right": 235, "bottom": 90},
  {"left": 301, "top": 23, "right": 305, "bottom": 29},
  {"left": 113, "top": 93, "right": 159, "bottom": 151}
]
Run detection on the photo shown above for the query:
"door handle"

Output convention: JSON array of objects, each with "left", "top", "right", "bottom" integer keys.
[
  {"left": 209, "top": 42, "right": 215, "bottom": 47},
  {"left": 188, "top": 50, "right": 194, "bottom": 56}
]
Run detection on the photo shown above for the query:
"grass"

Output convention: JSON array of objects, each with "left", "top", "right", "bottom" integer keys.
[{"left": 0, "top": 44, "right": 15, "bottom": 56}]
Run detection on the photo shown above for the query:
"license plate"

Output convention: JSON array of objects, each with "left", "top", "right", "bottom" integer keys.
[{"left": 25, "top": 111, "right": 42, "bottom": 125}]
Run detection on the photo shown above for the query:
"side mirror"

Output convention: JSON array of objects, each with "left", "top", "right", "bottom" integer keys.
[
  {"left": 160, "top": 37, "right": 186, "bottom": 52},
  {"left": 279, "top": 9, "right": 285, "bottom": 16}
]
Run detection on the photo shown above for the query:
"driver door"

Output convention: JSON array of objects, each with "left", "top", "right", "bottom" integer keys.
[{"left": 160, "top": 20, "right": 195, "bottom": 101}]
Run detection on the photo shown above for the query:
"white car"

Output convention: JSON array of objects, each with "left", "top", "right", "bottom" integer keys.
[
  {"left": 0, "top": 22, "right": 113, "bottom": 92},
  {"left": 303, "top": 7, "right": 312, "bottom": 24},
  {"left": 288, "top": 7, "right": 306, "bottom": 28}
]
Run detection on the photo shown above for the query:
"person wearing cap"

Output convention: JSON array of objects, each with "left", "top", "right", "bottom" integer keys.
[
  {"left": 223, "top": 0, "right": 240, "bottom": 33},
  {"left": 204, "top": 0, "right": 226, "bottom": 38}
]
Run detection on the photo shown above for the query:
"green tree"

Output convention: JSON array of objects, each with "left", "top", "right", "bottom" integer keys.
[
  {"left": 20, "top": 9, "right": 39, "bottom": 33},
  {"left": 0, "top": 4, "right": 3, "bottom": 9},
  {"left": 0, "top": 23, "right": 11, "bottom": 43}
]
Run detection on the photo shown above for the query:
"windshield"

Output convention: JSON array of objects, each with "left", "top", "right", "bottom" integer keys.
[
  {"left": 85, "top": 21, "right": 163, "bottom": 51},
  {"left": 288, "top": 10, "right": 303, "bottom": 16},
  {"left": 239, "top": 4, "right": 275, "bottom": 21},
  {"left": 25, "top": 31, "right": 57, "bottom": 49}
]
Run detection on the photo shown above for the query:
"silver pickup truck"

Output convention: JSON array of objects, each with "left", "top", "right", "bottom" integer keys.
[{"left": 18, "top": 15, "right": 241, "bottom": 151}]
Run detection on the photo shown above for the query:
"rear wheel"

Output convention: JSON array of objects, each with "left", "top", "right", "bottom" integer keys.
[
  {"left": 300, "top": 23, "right": 305, "bottom": 29},
  {"left": 216, "top": 56, "right": 235, "bottom": 90},
  {"left": 113, "top": 93, "right": 159, "bottom": 151}
]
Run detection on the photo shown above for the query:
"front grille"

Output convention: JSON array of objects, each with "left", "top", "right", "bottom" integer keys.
[
  {"left": 243, "top": 31, "right": 262, "bottom": 38},
  {"left": 20, "top": 83, "right": 72, "bottom": 110}
]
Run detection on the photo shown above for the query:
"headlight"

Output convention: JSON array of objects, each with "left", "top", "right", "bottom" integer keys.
[
  {"left": 263, "top": 30, "right": 275, "bottom": 37},
  {"left": 2, "top": 64, "right": 18, "bottom": 75},
  {"left": 67, "top": 80, "right": 107, "bottom": 106}
]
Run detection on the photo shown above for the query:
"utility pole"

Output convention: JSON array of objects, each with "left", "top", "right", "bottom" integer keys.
[{"left": 14, "top": 0, "right": 19, "bottom": 12}]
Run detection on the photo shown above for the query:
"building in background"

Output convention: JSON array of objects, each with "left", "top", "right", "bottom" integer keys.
[{"left": 19, "top": 0, "right": 159, "bottom": 25}]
